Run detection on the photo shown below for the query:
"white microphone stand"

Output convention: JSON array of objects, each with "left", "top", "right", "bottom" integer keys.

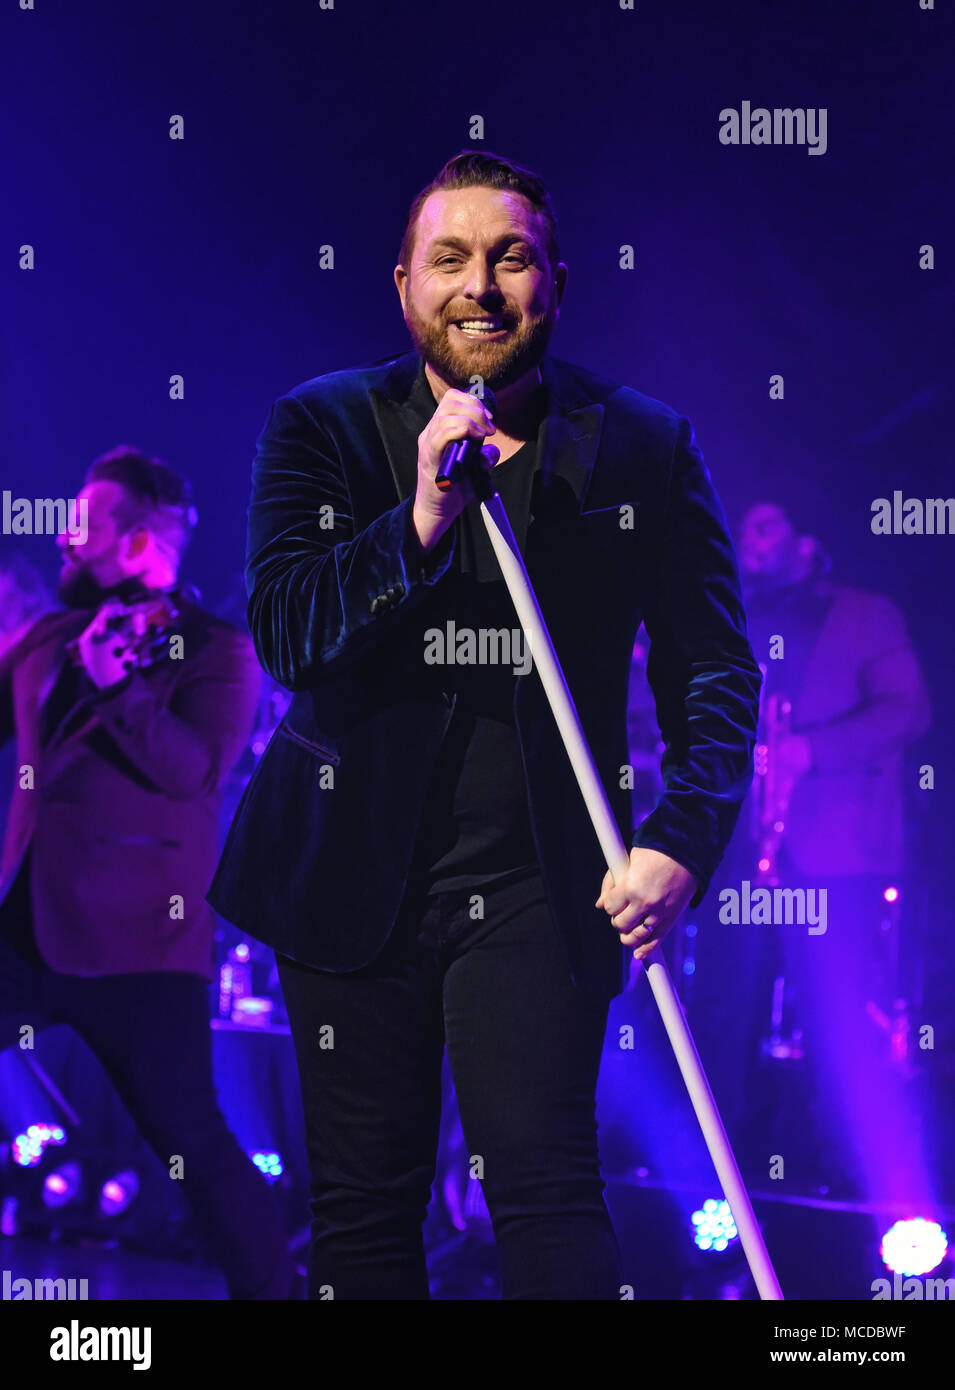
[{"left": 466, "top": 460, "right": 783, "bottom": 1301}]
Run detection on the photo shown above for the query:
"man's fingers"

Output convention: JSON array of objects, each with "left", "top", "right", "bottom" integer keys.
[
  {"left": 632, "top": 936, "right": 665, "bottom": 962},
  {"left": 600, "top": 882, "right": 649, "bottom": 919},
  {"left": 618, "top": 915, "right": 661, "bottom": 946},
  {"left": 594, "top": 868, "right": 615, "bottom": 909},
  {"left": 607, "top": 897, "right": 655, "bottom": 933}
]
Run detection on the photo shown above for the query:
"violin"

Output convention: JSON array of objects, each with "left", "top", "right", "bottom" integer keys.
[{"left": 66, "top": 590, "right": 182, "bottom": 674}]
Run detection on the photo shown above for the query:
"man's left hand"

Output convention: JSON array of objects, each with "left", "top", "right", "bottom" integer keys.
[
  {"left": 75, "top": 601, "right": 136, "bottom": 690},
  {"left": 595, "top": 846, "right": 698, "bottom": 961}
]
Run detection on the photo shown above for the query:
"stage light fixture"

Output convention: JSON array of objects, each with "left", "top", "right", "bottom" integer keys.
[
  {"left": 250, "top": 1149, "right": 283, "bottom": 1183},
  {"left": 12, "top": 1122, "right": 66, "bottom": 1168},
  {"left": 42, "top": 1161, "right": 82, "bottom": 1209},
  {"left": 691, "top": 1198, "right": 739, "bottom": 1252},
  {"left": 880, "top": 1218, "right": 948, "bottom": 1276},
  {"left": 99, "top": 1170, "right": 141, "bottom": 1217}
]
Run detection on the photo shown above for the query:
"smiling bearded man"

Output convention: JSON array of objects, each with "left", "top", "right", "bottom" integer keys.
[{"left": 209, "top": 149, "right": 762, "bottom": 1301}]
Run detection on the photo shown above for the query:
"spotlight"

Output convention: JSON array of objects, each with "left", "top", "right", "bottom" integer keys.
[
  {"left": 12, "top": 1123, "right": 67, "bottom": 1167},
  {"left": 883, "top": 886, "right": 899, "bottom": 903},
  {"left": 880, "top": 1218, "right": 948, "bottom": 1276},
  {"left": 691, "top": 1198, "right": 739, "bottom": 1252},
  {"left": 249, "top": 1150, "right": 283, "bottom": 1183},
  {"left": 42, "top": 1162, "right": 82, "bottom": 1209},
  {"left": 99, "top": 1170, "right": 140, "bottom": 1217},
  {"left": 232, "top": 996, "right": 274, "bottom": 1027},
  {"left": 682, "top": 922, "right": 697, "bottom": 976},
  {"left": 1, "top": 1195, "right": 17, "bottom": 1236}
]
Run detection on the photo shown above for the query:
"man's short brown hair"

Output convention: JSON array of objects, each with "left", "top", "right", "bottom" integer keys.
[
  {"left": 86, "top": 446, "right": 197, "bottom": 558},
  {"left": 399, "top": 149, "right": 560, "bottom": 274}
]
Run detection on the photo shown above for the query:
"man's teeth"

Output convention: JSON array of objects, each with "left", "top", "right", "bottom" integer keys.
[{"left": 456, "top": 319, "right": 505, "bottom": 333}]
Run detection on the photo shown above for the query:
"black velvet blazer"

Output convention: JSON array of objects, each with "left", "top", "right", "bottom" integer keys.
[{"left": 208, "top": 350, "right": 762, "bottom": 1000}]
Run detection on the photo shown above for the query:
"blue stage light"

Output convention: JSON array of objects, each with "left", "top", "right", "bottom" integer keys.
[
  {"left": 12, "top": 1122, "right": 67, "bottom": 1168},
  {"left": 250, "top": 1150, "right": 284, "bottom": 1183},
  {"left": 691, "top": 1198, "right": 739, "bottom": 1252}
]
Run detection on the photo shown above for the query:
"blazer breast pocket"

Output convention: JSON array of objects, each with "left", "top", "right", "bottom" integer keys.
[
  {"left": 577, "top": 500, "right": 640, "bottom": 536},
  {"left": 276, "top": 721, "right": 342, "bottom": 765}
]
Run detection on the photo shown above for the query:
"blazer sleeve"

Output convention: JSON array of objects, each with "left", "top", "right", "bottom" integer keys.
[
  {"left": 0, "top": 615, "right": 59, "bottom": 749},
  {"left": 632, "top": 416, "right": 763, "bottom": 907},
  {"left": 245, "top": 391, "right": 457, "bottom": 691},
  {"left": 0, "top": 641, "right": 14, "bottom": 749},
  {"left": 88, "top": 626, "right": 262, "bottom": 801},
  {"left": 801, "top": 595, "right": 931, "bottom": 771}
]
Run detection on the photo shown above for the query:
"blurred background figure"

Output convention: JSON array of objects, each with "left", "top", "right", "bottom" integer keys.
[
  {"left": 0, "top": 544, "right": 53, "bottom": 659},
  {"left": 0, "top": 447, "right": 292, "bottom": 1298},
  {"left": 683, "top": 499, "right": 931, "bottom": 1201},
  {"left": 0, "top": 546, "right": 54, "bottom": 828}
]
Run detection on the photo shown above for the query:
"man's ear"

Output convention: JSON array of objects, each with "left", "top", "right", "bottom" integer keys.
[
  {"left": 394, "top": 264, "right": 407, "bottom": 310},
  {"left": 123, "top": 528, "right": 150, "bottom": 561},
  {"left": 553, "top": 261, "right": 568, "bottom": 315}
]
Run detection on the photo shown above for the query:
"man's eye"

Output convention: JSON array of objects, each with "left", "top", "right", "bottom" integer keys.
[{"left": 435, "top": 254, "right": 528, "bottom": 268}]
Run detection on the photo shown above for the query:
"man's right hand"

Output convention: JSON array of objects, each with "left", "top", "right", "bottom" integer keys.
[{"left": 412, "top": 389, "right": 501, "bottom": 552}]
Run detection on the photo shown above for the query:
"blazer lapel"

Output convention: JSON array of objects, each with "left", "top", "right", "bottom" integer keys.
[
  {"left": 367, "top": 351, "right": 604, "bottom": 522},
  {"left": 42, "top": 618, "right": 101, "bottom": 752},
  {"left": 367, "top": 353, "right": 423, "bottom": 508},
  {"left": 535, "top": 354, "right": 604, "bottom": 519},
  {"left": 32, "top": 611, "right": 88, "bottom": 716}
]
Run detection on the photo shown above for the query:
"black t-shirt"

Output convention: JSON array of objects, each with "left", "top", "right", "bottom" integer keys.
[{"left": 404, "top": 371, "right": 543, "bottom": 893}]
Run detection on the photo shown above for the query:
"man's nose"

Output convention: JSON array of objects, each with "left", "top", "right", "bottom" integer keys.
[{"left": 462, "top": 262, "right": 498, "bottom": 299}]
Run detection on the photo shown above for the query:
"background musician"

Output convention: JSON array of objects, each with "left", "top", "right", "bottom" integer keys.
[
  {"left": 0, "top": 447, "right": 292, "bottom": 1298},
  {"left": 686, "top": 499, "right": 931, "bottom": 1194}
]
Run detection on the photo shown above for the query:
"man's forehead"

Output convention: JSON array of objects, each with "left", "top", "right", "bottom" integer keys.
[
  {"left": 79, "top": 479, "right": 123, "bottom": 509},
  {"left": 744, "top": 504, "right": 788, "bottom": 527},
  {"left": 416, "top": 187, "right": 544, "bottom": 245}
]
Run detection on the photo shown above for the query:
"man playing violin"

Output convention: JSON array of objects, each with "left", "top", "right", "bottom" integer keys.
[{"left": 0, "top": 447, "right": 292, "bottom": 1299}]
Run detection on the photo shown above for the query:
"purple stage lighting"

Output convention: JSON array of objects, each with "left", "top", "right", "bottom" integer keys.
[
  {"left": 880, "top": 1218, "right": 948, "bottom": 1276},
  {"left": 99, "top": 1170, "right": 140, "bottom": 1216},
  {"left": 42, "top": 1161, "right": 82, "bottom": 1209}
]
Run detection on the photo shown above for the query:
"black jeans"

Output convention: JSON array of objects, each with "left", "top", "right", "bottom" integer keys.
[
  {"left": 0, "top": 867, "right": 291, "bottom": 1300},
  {"left": 277, "top": 866, "right": 621, "bottom": 1300}
]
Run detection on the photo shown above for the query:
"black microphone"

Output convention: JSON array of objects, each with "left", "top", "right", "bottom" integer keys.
[{"left": 434, "top": 387, "right": 497, "bottom": 493}]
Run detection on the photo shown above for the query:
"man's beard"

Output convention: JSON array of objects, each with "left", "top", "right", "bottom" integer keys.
[
  {"left": 402, "top": 294, "right": 557, "bottom": 392},
  {"left": 58, "top": 564, "right": 150, "bottom": 610}
]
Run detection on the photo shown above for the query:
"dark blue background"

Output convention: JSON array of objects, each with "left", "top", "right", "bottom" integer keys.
[{"left": 3, "top": 0, "right": 952, "bottom": 986}]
